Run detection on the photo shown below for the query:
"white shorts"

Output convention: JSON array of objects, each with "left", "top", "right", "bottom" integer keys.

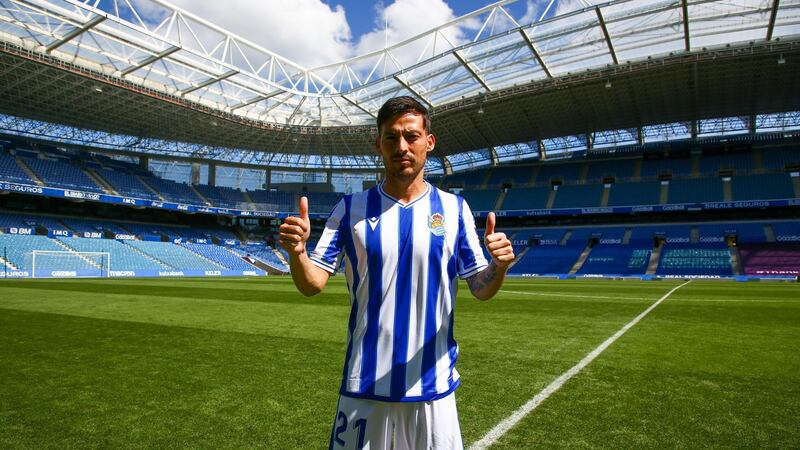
[{"left": 328, "top": 393, "right": 463, "bottom": 450}]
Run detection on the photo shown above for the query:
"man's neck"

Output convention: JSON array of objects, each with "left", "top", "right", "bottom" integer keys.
[{"left": 381, "top": 173, "right": 427, "bottom": 204}]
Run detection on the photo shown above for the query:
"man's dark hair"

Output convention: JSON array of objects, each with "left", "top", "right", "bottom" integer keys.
[{"left": 376, "top": 96, "right": 431, "bottom": 134}]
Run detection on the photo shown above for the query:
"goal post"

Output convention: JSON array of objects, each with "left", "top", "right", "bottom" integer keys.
[{"left": 29, "top": 250, "right": 111, "bottom": 278}]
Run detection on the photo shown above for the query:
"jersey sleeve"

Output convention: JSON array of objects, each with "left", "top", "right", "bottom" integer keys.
[
  {"left": 456, "top": 198, "right": 489, "bottom": 279},
  {"left": 309, "top": 198, "right": 346, "bottom": 274}
]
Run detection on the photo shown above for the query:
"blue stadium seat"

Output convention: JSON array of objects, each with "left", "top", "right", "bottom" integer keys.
[
  {"left": 699, "top": 153, "right": 755, "bottom": 175},
  {"left": 730, "top": 173, "right": 796, "bottom": 200},
  {"left": 551, "top": 184, "right": 603, "bottom": 208},
  {"left": 194, "top": 184, "right": 249, "bottom": 209},
  {"left": 23, "top": 156, "right": 104, "bottom": 193},
  {"left": 0, "top": 151, "right": 33, "bottom": 184},
  {"left": 509, "top": 243, "right": 584, "bottom": 275},
  {"left": 96, "top": 168, "right": 160, "bottom": 200},
  {"left": 584, "top": 158, "right": 636, "bottom": 182},
  {"left": 487, "top": 166, "right": 534, "bottom": 186},
  {"left": 460, "top": 189, "right": 500, "bottom": 211},
  {"left": 656, "top": 243, "right": 732, "bottom": 276},
  {"left": 667, "top": 178, "right": 724, "bottom": 203},
  {"left": 182, "top": 243, "right": 257, "bottom": 270},
  {"left": 761, "top": 148, "right": 800, "bottom": 170},
  {"left": 535, "top": 162, "right": 582, "bottom": 184},
  {"left": 126, "top": 240, "right": 225, "bottom": 270},
  {"left": 578, "top": 245, "right": 652, "bottom": 275},
  {"left": 607, "top": 181, "right": 661, "bottom": 206},
  {"left": 502, "top": 186, "right": 551, "bottom": 210},
  {"left": 640, "top": 157, "right": 692, "bottom": 178}
]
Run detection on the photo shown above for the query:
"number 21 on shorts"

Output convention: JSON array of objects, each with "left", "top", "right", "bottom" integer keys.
[{"left": 333, "top": 411, "right": 367, "bottom": 449}]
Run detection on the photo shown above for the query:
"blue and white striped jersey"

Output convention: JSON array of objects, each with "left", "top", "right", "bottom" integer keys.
[{"left": 309, "top": 181, "right": 488, "bottom": 402}]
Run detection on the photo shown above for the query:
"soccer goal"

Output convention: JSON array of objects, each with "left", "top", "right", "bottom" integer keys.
[{"left": 29, "top": 250, "right": 111, "bottom": 278}]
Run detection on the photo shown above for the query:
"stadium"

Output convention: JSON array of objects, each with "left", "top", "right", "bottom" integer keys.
[{"left": 0, "top": 0, "right": 798, "bottom": 448}]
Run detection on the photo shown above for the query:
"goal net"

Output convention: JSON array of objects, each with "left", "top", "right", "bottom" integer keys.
[{"left": 28, "top": 250, "right": 111, "bottom": 278}]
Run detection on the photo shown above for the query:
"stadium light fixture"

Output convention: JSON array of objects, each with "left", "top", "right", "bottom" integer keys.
[
  {"left": 93, "top": 86, "right": 103, "bottom": 93},
  {"left": 605, "top": 80, "right": 612, "bottom": 89},
  {"left": 777, "top": 54, "right": 785, "bottom": 65},
  {"left": 477, "top": 106, "right": 485, "bottom": 115}
]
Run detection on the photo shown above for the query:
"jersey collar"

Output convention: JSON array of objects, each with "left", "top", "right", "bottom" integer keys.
[{"left": 377, "top": 179, "right": 431, "bottom": 208}]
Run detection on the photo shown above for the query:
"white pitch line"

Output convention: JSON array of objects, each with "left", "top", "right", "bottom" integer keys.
[
  {"left": 499, "top": 290, "right": 643, "bottom": 300},
  {"left": 469, "top": 280, "right": 692, "bottom": 450}
]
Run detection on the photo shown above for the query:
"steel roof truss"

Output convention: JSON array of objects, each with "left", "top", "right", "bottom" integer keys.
[
  {"left": 119, "top": 45, "right": 179, "bottom": 76},
  {"left": 45, "top": 14, "right": 105, "bottom": 53},
  {"left": 518, "top": 29, "right": 552, "bottom": 78},
  {"left": 767, "top": 0, "right": 780, "bottom": 41},
  {"left": 452, "top": 50, "right": 491, "bottom": 92},
  {"left": 181, "top": 69, "right": 238, "bottom": 96},
  {"left": 595, "top": 7, "right": 618, "bottom": 65},
  {"left": 392, "top": 75, "right": 433, "bottom": 109}
]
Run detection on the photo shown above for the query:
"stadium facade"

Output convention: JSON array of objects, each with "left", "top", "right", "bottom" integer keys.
[{"left": 0, "top": 0, "right": 798, "bottom": 279}]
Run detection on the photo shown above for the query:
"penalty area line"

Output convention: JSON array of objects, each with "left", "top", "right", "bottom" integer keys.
[{"left": 468, "top": 280, "right": 692, "bottom": 450}]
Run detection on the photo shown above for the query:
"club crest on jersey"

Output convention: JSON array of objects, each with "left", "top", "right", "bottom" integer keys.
[{"left": 428, "top": 213, "right": 446, "bottom": 236}]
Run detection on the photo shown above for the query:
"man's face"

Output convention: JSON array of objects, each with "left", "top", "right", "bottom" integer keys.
[{"left": 376, "top": 112, "right": 435, "bottom": 182}]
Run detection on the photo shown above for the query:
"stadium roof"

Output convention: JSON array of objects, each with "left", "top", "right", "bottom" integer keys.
[{"left": 0, "top": 0, "right": 798, "bottom": 168}]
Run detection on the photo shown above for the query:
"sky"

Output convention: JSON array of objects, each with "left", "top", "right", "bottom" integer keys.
[{"left": 155, "top": 0, "right": 587, "bottom": 68}]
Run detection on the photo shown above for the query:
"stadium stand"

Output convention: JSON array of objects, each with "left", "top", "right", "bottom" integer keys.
[
  {"left": 699, "top": 152, "right": 755, "bottom": 175},
  {"left": 0, "top": 151, "right": 33, "bottom": 184},
  {"left": 607, "top": 181, "right": 662, "bottom": 206},
  {"left": 247, "top": 189, "right": 294, "bottom": 211},
  {"left": 585, "top": 158, "right": 637, "bottom": 182},
  {"left": 739, "top": 243, "right": 800, "bottom": 276},
  {"left": 487, "top": 165, "right": 534, "bottom": 186},
  {"left": 95, "top": 167, "right": 160, "bottom": 200},
  {"left": 181, "top": 243, "right": 256, "bottom": 271},
  {"left": 139, "top": 175, "right": 203, "bottom": 204},
  {"left": 58, "top": 236, "right": 167, "bottom": 270},
  {"left": 552, "top": 184, "right": 603, "bottom": 208},
  {"left": 656, "top": 243, "right": 733, "bottom": 277},
  {"left": 304, "top": 191, "right": 345, "bottom": 214},
  {"left": 502, "top": 186, "right": 551, "bottom": 210},
  {"left": 0, "top": 234, "right": 78, "bottom": 270},
  {"left": 194, "top": 184, "right": 248, "bottom": 209},
  {"left": 460, "top": 188, "right": 500, "bottom": 211},
  {"left": 578, "top": 245, "right": 651, "bottom": 276},
  {"left": 761, "top": 148, "right": 800, "bottom": 170},
  {"left": 509, "top": 243, "right": 584, "bottom": 275},
  {"left": 22, "top": 156, "right": 104, "bottom": 193},
  {"left": 730, "top": 173, "right": 796, "bottom": 200},
  {"left": 442, "top": 170, "right": 485, "bottom": 188},
  {"left": 126, "top": 240, "right": 225, "bottom": 270},
  {"left": 231, "top": 243, "right": 289, "bottom": 272},
  {"left": 640, "top": 157, "right": 693, "bottom": 178},
  {"left": 535, "top": 162, "right": 582, "bottom": 183},
  {"left": 667, "top": 178, "right": 725, "bottom": 203}
]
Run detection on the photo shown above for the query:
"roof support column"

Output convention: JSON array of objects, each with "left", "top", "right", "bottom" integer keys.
[
  {"left": 208, "top": 162, "right": 216, "bottom": 187},
  {"left": 139, "top": 155, "right": 149, "bottom": 171},
  {"left": 690, "top": 120, "right": 698, "bottom": 140},
  {"left": 537, "top": 139, "right": 546, "bottom": 161},
  {"left": 749, "top": 114, "right": 758, "bottom": 134},
  {"left": 489, "top": 146, "right": 499, "bottom": 166},
  {"left": 191, "top": 162, "right": 201, "bottom": 186},
  {"left": 637, "top": 126, "right": 644, "bottom": 146}
]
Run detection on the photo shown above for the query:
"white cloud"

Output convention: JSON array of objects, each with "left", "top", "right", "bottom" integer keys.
[
  {"left": 164, "top": 0, "right": 354, "bottom": 68},
  {"left": 354, "top": 0, "right": 465, "bottom": 70},
  {"left": 128, "top": 0, "right": 477, "bottom": 72}
]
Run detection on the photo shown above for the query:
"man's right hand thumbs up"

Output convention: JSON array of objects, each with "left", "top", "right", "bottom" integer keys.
[{"left": 279, "top": 196, "right": 311, "bottom": 256}]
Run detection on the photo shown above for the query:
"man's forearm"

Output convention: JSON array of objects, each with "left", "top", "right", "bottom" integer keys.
[
  {"left": 289, "top": 252, "right": 330, "bottom": 296},
  {"left": 467, "top": 261, "right": 508, "bottom": 300}
]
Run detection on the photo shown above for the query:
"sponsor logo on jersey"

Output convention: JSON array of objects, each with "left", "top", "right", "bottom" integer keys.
[{"left": 367, "top": 217, "right": 379, "bottom": 231}]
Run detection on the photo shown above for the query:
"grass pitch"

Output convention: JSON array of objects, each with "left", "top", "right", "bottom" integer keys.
[{"left": 0, "top": 277, "right": 798, "bottom": 448}]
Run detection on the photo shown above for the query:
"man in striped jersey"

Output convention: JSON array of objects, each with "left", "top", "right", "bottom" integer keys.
[{"left": 279, "top": 96, "right": 514, "bottom": 449}]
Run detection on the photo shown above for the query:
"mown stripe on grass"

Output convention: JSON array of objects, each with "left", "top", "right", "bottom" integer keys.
[{"left": 469, "top": 280, "right": 692, "bottom": 450}]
